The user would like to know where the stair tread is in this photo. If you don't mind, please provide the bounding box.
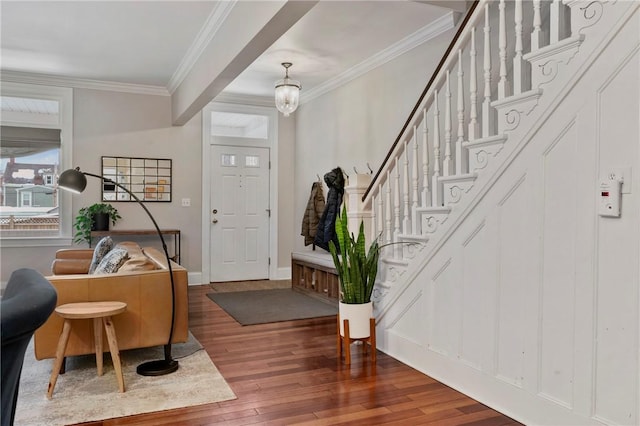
[397,233,429,242]
[381,257,409,266]
[462,134,508,148]
[439,173,477,183]
[491,88,543,108]
[415,206,452,214]
[523,34,585,61]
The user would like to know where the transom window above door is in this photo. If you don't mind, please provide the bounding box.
[210,112,268,139]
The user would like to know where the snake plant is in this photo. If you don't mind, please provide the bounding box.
[329,204,380,304]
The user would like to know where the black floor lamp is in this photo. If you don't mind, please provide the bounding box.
[58,167,179,376]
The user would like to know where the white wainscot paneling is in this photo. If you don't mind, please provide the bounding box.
[460,220,498,371]
[429,259,462,357]
[387,289,425,348]
[539,121,578,408]
[495,174,532,388]
[593,44,639,425]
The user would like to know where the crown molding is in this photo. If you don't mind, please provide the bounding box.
[1,8,457,106]
[0,1,238,98]
[300,11,457,105]
[213,92,274,107]
[0,70,170,96]
[167,1,237,95]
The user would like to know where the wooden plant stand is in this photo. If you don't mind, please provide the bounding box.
[336,315,376,365]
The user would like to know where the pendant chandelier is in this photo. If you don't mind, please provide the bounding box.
[274,62,301,117]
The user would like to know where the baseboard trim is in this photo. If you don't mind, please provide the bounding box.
[187,269,290,284]
[276,267,291,280]
[187,272,203,286]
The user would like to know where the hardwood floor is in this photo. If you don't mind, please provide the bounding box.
[79,284,521,425]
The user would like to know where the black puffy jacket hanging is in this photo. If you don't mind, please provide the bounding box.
[314,167,345,252]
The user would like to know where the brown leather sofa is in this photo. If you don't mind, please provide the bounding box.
[34,245,188,360]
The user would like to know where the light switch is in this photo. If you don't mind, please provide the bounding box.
[181,198,191,207]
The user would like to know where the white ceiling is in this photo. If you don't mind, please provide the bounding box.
[0,1,465,103]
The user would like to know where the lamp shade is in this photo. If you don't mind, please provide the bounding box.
[58,167,87,194]
[275,62,301,117]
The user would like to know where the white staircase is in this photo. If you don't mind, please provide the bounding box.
[353,1,640,424]
[360,0,628,306]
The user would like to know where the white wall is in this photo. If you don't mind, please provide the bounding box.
[294,27,457,252]
[376,5,639,425]
[277,113,296,271]
[1,88,299,282]
[1,89,203,282]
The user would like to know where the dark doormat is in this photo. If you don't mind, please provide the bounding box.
[206,288,337,325]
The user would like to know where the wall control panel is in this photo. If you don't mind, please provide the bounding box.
[599,173,623,217]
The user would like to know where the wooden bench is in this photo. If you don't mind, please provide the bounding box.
[291,250,339,301]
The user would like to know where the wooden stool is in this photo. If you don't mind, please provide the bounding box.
[47,301,127,399]
[336,316,376,365]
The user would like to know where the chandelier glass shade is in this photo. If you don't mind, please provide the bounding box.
[274,62,301,117]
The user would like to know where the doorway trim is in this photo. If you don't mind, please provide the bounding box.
[201,102,279,284]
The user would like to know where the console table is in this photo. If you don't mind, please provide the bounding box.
[90,229,181,264]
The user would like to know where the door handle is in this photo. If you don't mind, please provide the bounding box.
[212,218,218,224]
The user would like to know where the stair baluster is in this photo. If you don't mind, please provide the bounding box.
[498,0,510,99]
[531,0,544,51]
[443,71,453,176]
[421,109,430,208]
[385,170,392,250]
[411,126,420,234]
[402,140,410,235]
[377,189,384,244]
[468,27,479,141]
[370,192,377,243]
[393,159,401,258]
[550,0,566,43]
[482,4,495,137]
[513,0,526,94]
[456,49,466,176]
[431,90,441,207]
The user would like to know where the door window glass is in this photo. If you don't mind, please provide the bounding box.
[221,154,236,167]
[245,155,260,168]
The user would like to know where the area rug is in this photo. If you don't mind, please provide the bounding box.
[15,332,236,426]
[207,288,337,325]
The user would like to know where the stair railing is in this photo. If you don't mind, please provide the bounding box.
[363,0,480,204]
[361,0,574,264]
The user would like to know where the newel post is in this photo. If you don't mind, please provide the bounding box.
[344,173,372,242]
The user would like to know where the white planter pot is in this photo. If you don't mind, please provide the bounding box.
[338,301,373,339]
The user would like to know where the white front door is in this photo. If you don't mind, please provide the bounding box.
[210,145,270,282]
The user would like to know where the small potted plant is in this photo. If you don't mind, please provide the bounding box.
[73,203,121,246]
[328,205,380,340]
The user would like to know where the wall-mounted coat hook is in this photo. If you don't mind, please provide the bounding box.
[353,166,360,175]
[367,163,374,174]
[339,167,349,179]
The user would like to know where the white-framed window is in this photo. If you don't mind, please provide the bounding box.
[20,191,32,207]
[0,82,73,246]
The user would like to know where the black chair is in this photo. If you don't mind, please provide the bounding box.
[1,268,57,426]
